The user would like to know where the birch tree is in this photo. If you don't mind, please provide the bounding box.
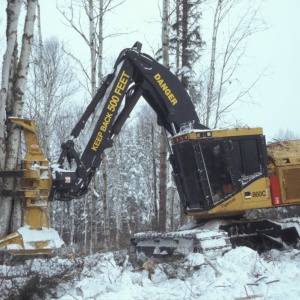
[0,0,23,237]
[163,1,179,230]
[25,37,78,159]
[0,0,22,169]
[10,0,38,232]
[0,0,38,236]
[157,0,170,232]
[89,0,99,254]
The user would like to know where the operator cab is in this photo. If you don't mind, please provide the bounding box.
[170,128,268,214]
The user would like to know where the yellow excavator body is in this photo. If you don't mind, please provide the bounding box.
[170,128,300,220]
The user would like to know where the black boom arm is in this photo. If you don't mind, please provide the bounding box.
[51,42,207,201]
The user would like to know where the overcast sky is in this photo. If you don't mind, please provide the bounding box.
[231,0,300,141]
[1,0,299,141]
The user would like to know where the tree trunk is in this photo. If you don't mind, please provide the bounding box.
[158,0,170,232]
[0,0,23,238]
[114,137,122,250]
[169,186,175,231]
[158,128,167,232]
[83,195,88,254]
[1,0,37,235]
[10,0,37,233]
[37,1,56,230]
[181,0,189,89]
[37,3,51,159]
[206,0,220,127]
[98,0,104,85]
[89,0,96,96]
[151,123,158,228]
[70,200,75,249]
[90,182,98,253]
[102,152,110,250]
[0,0,22,167]
[162,0,169,68]
[88,0,99,254]
[96,0,107,251]
[175,0,180,73]
[60,202,65,238]
[115,196,120,250]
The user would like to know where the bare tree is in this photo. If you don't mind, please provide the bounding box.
[57,0,125,92]
[201,0,266,128]
[25,37,78,160]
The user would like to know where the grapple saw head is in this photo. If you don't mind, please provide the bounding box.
[0,118,64,255]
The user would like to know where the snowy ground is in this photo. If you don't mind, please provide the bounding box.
[1,246,300,299]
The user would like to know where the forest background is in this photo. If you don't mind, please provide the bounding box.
[0,0,299,255]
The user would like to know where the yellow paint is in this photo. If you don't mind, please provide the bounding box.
[190,177,272,219]
[91,70,130,151]
[154,73,178,105]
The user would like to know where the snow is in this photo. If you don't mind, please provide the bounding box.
[1,226,65,251]
[55,248,300,299]
[239,172,263,186]
[2,246,300,299]
[18,226,65,249]
[93,188,100,197]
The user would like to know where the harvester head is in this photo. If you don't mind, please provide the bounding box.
[0,118,64,255]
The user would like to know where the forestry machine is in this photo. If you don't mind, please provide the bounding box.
[0,42,300,257]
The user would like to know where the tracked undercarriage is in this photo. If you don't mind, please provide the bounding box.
[130,227,231,260]
[129,217,300,261]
